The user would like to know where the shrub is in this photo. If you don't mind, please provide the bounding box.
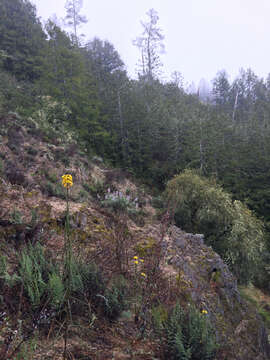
[103,276,128,321]
[76,261,105,301]
[83,180,105,199]
[101,189,139,213]
[42,181,65,199]
[165,170,265,284]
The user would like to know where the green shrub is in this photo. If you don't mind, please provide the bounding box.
[76,261,105,300]
[102,197,130,212]
[164,303,217,360]
[103,276,128,321]
[165,170,265,285]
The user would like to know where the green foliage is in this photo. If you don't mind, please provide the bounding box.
[103,276,128,321]
[151,304,168,335]
[0,0,46,81]
[164,303,217,360]
[42,181,66,199]
[11,208,23,224]
[48,273,65,309]
[101,190,139,214]
[165,170,265,284]
[18,243,48,307]
[151,195,165,210]
[75,261,105,299]
[14,337,37,360]
[83,181,105,199]
[45,171,58,183]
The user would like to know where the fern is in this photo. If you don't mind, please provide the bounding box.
[164,303,217,360]
[48,273,65,309]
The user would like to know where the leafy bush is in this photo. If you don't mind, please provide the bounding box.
[164,303,217,360]
[165,170,265,284]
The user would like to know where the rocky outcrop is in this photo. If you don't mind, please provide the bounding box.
[165,226,270,360]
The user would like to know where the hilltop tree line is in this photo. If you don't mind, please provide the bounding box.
[1,0,270,279]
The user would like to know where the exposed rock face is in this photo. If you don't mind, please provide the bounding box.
[165,226,270,360]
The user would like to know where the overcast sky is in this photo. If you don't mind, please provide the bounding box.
[31,0,270,88]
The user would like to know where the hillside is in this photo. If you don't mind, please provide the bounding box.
[0,112,269,359]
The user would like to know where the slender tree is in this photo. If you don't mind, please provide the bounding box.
[64,0,87,46]
[133,8,165,81]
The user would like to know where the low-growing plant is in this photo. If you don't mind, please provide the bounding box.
[101,189,139,213]
[48,272,65,309]
[11,208,23,224]
[103,275,128,321]
[42,181,65,199]
[164,303,218,360]
[83,180,106,199]
[18,243,52,307]
[45,171,58,183]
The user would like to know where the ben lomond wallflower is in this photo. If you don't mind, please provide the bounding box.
[62,174,73,188]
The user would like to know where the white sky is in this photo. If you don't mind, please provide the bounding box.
[31,0,270,88]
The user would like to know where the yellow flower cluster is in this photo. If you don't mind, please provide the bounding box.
[132,256,146,277]
[201,309,208,315]
[133,255,144,265]
[62,174,73,188]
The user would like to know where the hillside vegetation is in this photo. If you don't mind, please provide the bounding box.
[0,0,270,359]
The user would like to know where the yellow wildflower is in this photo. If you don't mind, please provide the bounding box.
[201,309,208,314]
[141,272,147,278]
[140,259,144,263]
[133,256,138,260]
[134,260,139,265]
[62,174,73,188]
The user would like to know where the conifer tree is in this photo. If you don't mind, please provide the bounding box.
[64,0,87,46]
